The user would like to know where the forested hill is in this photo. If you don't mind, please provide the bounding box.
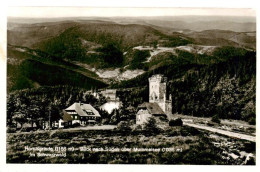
[7,19,256,123]
[8,21,192,68]
[7,20,193,92]
[8,20,255,93]
[112,48,256,123]
[7,44,108,92]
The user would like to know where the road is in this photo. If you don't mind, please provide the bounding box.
[183,122,256,142]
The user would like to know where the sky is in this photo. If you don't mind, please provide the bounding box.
[8,7,256,18]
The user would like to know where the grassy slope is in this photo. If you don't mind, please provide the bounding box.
[7,45,107,92]
[7,126,255,164]
[5,127,225,164]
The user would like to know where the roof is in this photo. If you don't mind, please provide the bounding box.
[149,74,167,83]
[63,110,72,122]
[65,103,101,117]
[138,102,165,115]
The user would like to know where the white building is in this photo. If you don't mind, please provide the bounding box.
[63,102,101,126]
[136,74,172,125]
[149,74,172,116]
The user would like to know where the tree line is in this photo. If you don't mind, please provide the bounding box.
[7,86,107,130]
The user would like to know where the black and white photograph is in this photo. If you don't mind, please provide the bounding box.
[3,2,257,166]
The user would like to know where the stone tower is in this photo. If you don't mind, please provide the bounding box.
[149,74,172,116]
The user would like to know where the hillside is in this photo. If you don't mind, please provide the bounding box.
[112,48,256,123]
[7,20,193,88]
[185,30,256,50]
[7,45,107,92]
[7,21,79,48]
[33,22,192,66]
[7,19,254,73]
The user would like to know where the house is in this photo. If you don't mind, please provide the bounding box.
[100,89,119,101]
[136,74,172,125]
[136,102,167,125]
[63,102,101,126]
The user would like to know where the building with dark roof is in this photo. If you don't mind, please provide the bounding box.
[136,74,172,125]
[136,102,167,125]
[63,102,101,126]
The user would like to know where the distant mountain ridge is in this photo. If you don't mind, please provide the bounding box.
[8,15,256,32]
[7,18,256,93]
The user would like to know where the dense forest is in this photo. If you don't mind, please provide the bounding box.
[112,48,256,124]
[170,52,256,123]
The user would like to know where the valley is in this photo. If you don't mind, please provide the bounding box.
[7,18,256,89]
[6,15,256,165]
